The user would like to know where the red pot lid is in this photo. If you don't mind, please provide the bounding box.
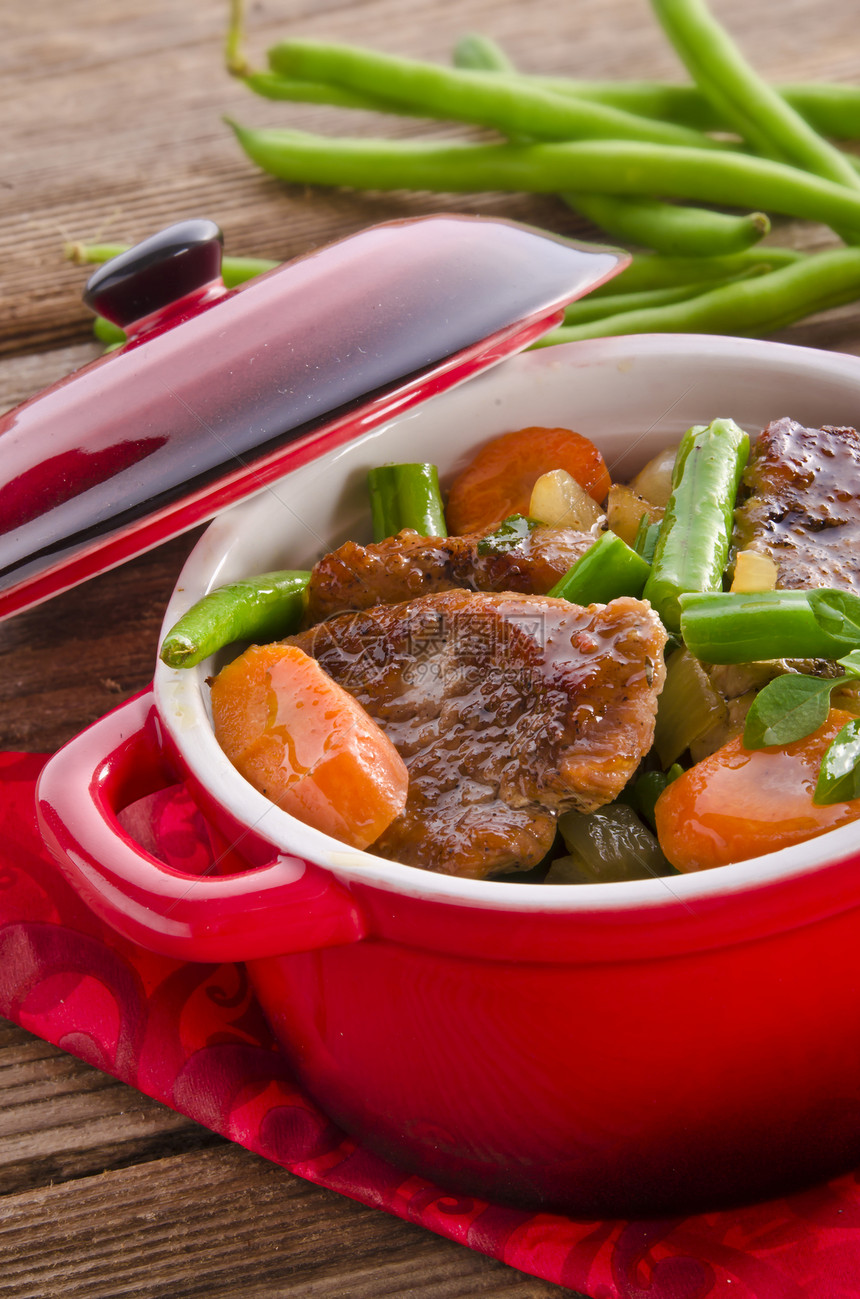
[0,215,628,620]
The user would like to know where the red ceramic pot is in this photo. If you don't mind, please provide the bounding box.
[28,228,860,1216]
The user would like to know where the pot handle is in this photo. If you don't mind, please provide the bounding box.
[36,688,367,963]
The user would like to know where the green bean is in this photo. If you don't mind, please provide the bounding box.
[226,125,860,237]
[679,591,860,664]
[587,246,803,296]
[650,0,860,193]
[548,531,651,605]
[66,241,278,288]
[93,315,127,346]
[535,246,860,343]
[471,74,860,142]
[643,418,749,633]
[240,69,404,113]
[451,34,768,258]
[367,463,447,541]
[159,570,311,669]
[561,275,759,324]
[564,193,769,256]
[267,39,728,151]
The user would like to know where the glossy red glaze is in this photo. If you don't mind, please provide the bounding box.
[36,691,366,963]
[37,690,860,1216]
[0,215,626,621]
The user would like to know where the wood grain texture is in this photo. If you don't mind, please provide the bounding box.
[2,0,860,1293]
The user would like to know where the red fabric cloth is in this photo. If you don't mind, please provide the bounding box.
[3,749,860,1297]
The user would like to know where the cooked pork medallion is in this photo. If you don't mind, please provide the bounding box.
[734,417,860,592]
[288,590,667,879]
[303,525,596,624]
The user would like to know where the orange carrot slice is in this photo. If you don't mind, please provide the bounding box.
[446,426,612,535]
[654,709,860,872]
[210,643,408,850]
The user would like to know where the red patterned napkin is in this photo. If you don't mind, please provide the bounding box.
[2,749,859,1297]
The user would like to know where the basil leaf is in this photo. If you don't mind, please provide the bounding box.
[808,588,860,643]
[838,650,860,679]
[743,673,835,749]
[814,719,860,805]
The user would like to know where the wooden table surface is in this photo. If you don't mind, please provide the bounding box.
[2,1,860,1294]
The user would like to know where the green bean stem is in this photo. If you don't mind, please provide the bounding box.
[267,39,727,151]
[643,418,749,633]
[227,125,860,237]
[536,247,860,343]
[367,463,448,541]
[649,0,860,192]
[548,531,651,605]
[159,570,311,669]
[680,591,860,664]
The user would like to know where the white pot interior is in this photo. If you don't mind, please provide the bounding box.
[154,334,860,912]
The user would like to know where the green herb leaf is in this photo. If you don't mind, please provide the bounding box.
[808,588,860,643]
[743,673,835,749]
[476,514,540,556]
[838,650,860,678]
[814,719,860,805]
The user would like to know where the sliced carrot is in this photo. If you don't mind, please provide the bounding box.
[446,426,611,535]
[210,642,408,850]
[654,709,860,872]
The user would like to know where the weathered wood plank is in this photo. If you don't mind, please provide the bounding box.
[0,1027,572,1299]
[0,1021,224,1196]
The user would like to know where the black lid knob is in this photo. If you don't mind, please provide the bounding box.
[83,219,224,329]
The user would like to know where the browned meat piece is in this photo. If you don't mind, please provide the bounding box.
[303,525,596,624]
[288,590,666,879]
[733,418,860,592]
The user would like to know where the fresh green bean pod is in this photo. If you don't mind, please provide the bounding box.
[536,247,860,343]
[93,315,127,346]
[548,531,651,605]
[650,0,860,190]
[679,591,860,664]
[267,40,727,150]
[589,247,803,295]
[642,418,749,633]
[240,70,403,112]
[159,570,311,669]
[226,126,860,237]
[367,463,447,541]
[563,192,769,256]
[451,33,765,261]
[452,33,768,260]
[562,279,748,325]
[494,75,860,141]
